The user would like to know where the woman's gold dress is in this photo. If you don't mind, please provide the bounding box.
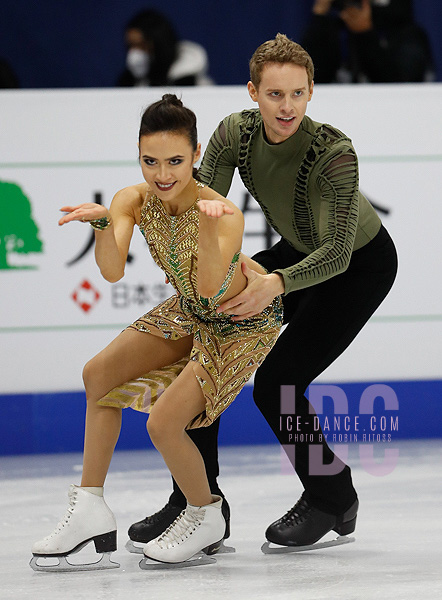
[98,182,283,428]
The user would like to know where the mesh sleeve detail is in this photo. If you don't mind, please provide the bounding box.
[275,127,360,293]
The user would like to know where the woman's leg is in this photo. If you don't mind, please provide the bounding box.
[147,362,213,507]
[142,366,227,563]
[80,329,193,487]
[169,419,223,504]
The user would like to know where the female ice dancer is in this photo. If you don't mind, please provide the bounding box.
[30,94,282,570]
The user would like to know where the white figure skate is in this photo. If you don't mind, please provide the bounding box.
[30,485,119,572]
[139,495,225,569]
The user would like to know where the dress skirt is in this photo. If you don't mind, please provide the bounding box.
[97,293,283,429]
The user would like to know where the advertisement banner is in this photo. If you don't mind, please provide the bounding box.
[1,85,441,393]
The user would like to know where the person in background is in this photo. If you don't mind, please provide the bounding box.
[302,0,434,83]
[0,57,19,88]
[117,9,213,87]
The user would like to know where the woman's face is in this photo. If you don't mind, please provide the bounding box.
[139,131,201,201]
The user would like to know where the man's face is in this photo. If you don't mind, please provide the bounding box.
[248,63,314,144]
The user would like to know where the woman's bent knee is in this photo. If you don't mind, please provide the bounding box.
[82,357,108,406]
[147,411,179,448]
[82,358,97,391]
[146,413,163,446]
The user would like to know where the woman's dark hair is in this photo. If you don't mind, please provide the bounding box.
[139,94,198,152]
[126,10,178,86]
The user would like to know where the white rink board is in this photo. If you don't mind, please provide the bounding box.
[0,84,441,393]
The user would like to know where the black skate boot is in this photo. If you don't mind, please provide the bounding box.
[129,502,183,543]
[265,493,358,548]
[128,498,231,546]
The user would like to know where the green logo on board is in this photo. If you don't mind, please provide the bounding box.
[0,181,43,269]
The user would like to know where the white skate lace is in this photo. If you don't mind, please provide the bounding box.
[45,486,78,539]
[156,507,204,549]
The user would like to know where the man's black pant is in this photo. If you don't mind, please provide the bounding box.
[170,226,398,515]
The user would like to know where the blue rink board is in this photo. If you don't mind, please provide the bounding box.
[0,380,440,455]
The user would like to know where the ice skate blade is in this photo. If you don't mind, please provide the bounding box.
[139,552,216,570]
[218,541,235,554]
[127,539,236,555]
[261,535,355,554]
[126,540,144,554]
[29,552,120,572]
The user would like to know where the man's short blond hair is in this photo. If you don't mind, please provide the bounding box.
[249,33,314,88]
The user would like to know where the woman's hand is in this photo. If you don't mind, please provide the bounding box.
[58,203,110,226]
[197,199,235,219]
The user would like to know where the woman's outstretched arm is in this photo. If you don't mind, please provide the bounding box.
[197,196,244,298]
[59,185,140,283]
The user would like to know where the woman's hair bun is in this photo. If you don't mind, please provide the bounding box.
[139,93,197,151]
[161,93,183,107]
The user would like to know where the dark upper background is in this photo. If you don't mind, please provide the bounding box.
[1,0,440,88]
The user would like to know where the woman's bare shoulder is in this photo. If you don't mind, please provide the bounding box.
[109,184,150,224]
[112,183,149,206]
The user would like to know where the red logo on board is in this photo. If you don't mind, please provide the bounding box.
[72,279,101,313]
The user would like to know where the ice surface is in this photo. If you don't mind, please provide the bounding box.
[1,440,441,600]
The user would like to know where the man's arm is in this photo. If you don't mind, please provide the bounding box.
[219,145,361,318]
[274,148,360,295]
[198,117,238,196]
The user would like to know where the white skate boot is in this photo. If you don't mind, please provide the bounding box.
[30,485,119,572]
[140,495,225,569]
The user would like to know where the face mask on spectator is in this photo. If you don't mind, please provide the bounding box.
[126,48,150,79]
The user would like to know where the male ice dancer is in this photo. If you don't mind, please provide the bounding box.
[129,33,397,549]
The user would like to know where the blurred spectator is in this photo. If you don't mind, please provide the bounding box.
[117,9,213,87]
[0,57,19,88]
[302,0,434,83]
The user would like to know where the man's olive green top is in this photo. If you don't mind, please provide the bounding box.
[198,109,381,294]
